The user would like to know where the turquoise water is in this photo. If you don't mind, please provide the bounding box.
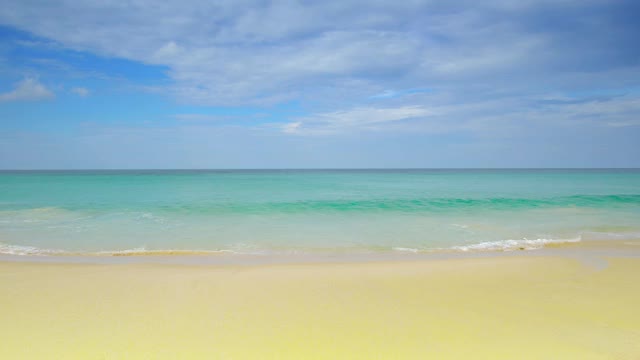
[1,169,639,255]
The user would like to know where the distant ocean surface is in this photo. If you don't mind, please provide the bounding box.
[1,169,639,255]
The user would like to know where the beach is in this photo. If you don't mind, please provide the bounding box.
[3,0,639,357]
[2,170,639,358]
[2,243,640,359]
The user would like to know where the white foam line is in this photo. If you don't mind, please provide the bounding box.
[0,243,64,256]
[391,238,583,253]
[0,237,586,256]
[392,247,420,253]
[451,238,581,252]
[0,243,238,256]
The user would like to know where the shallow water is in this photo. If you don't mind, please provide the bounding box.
[1,169,639,255]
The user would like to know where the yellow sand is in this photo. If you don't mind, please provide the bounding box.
[1,256,639,359]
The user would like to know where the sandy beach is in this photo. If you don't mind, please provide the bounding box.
[2,0,639,356]
[1,244,639,359]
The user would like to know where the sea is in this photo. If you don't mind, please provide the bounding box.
[1,169,639,256]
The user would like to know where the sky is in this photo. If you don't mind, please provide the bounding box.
[0,0,639,169]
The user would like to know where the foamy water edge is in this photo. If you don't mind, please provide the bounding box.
[0,238,586,257]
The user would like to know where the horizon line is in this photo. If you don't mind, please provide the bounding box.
[1,167,639,171]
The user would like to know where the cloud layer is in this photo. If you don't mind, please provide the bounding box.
[0,1,638,168]
[2,0,638,107]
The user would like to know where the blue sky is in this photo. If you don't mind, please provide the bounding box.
[0,0,639,169]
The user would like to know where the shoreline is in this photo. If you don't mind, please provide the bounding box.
[1,239,639,266]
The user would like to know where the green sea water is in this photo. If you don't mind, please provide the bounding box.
[1,169,639,255]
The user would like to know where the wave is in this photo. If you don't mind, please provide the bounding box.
[4,230,640,257]
[166,194,640,213]
[390,238,582,253]
[2,194,639,217]
[0,238,584,257]
[0,243,236,256]
[0,243,65,256]
[449,238,582,252]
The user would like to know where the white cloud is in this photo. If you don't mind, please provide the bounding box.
[2,0,634,107]
[0,1,638,168]
[283,106,434,135]
[539,96,640,127]
[173,113,241,122]
[71,87,90,97]
[279,92,640,137]
[152,41,182,62]
[0,78,54,102]
[282,121,302,134]
[0,0,636,133]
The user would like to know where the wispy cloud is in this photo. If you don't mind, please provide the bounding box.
[283,106,434,135]
[0,78,54,102]
[1,1,638,106]
[70,87,90,97]
[281,92,640,137]
[370,88,433,99]
[0,1,639,168]
[173,114,241,122]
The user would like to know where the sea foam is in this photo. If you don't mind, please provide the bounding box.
[0,243,236,256]
[0,243,64,256]
[451,238,581,252]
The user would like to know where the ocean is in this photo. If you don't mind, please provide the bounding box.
[1,169,639,255]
